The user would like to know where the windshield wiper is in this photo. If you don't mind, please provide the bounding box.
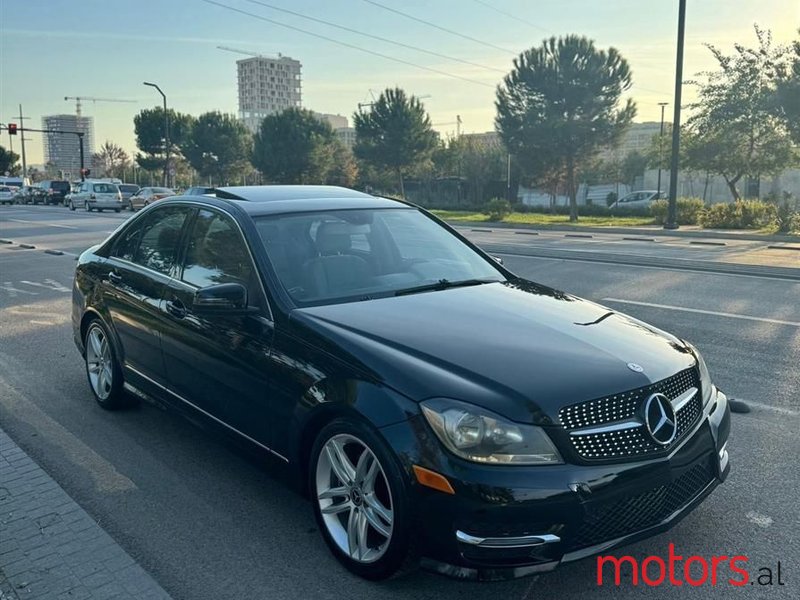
[394,278,499,297]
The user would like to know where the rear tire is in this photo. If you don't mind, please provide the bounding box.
[83,319,135,410]
[309,418,416,580]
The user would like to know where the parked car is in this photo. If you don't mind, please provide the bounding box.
[128,186,175,210]
[610,190,665,211]
[12,185,36,204]
[38,180,72,205]
[72,185,730,581]
[0,186,15,205]
[183,186,216,196]
[118,184,140,210]
[68,181,124,212]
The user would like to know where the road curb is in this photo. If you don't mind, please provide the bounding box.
[447,219,800,243]
[483,243,800,281]
[0,426,173,600]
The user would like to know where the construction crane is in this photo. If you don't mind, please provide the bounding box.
[433,115,462,137]
[64,96,136,117]
[217,45,283,59]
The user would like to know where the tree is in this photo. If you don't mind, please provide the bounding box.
[353,88,437,196]
[775,29,800,143]
[92,141,131,179]
[251,108,339,184]
[0,146,20,176]
[181,111,252,185]
[685,26,795,200]
[496,35,636,221]
[325,143,358,187]
[621,151,648,187]
[134,107,195,182]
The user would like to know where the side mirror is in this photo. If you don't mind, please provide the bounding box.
[492,255,504,265]
[193,282,251,314]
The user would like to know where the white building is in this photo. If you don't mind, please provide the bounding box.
[42,114,95,176]
[335,127,357,149]
[237,55,302,132]
[313,112,348,130]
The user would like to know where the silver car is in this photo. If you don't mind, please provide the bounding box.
[68,181,124,212]
[610,190,664,211]
[0,186,16,205]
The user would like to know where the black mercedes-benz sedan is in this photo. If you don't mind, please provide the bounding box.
[72,186,731,581]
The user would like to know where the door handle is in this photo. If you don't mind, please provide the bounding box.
[165,299,187,319]
[107,271,122,284]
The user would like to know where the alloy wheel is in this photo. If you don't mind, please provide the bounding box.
[85,325,113,400]
[316,434,394,563]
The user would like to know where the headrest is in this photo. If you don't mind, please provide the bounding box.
[315,221,352,255]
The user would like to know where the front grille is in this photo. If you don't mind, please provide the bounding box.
[568,458,715,550]
[559,368,703,461]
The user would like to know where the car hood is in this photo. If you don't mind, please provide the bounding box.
[290,280,696,425]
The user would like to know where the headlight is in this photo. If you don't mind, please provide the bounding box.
[688,343,713,405]
[420,398,562,465]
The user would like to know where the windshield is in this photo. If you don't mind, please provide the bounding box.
[119,185,139,193]
[152,187,174,194]
[255,208,505,306]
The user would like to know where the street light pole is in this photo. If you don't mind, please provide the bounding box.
[665,0,686,230]
[656,102,668,198]
[143,82,170,187]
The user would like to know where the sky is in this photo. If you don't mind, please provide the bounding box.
[1,0,798,166]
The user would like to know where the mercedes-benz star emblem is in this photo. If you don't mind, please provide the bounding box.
[627,362,644,373]
[644,393,677,445]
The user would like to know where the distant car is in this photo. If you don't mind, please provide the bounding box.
[38,180,72,205]
[128,186,175,211]
[118,184,140,210]
[610,190,665,211]
[0,186,15,205]
[183,186,216,196]
[68,181,124,212]
[13,186,36,204]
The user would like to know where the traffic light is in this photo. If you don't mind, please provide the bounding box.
[80,168,91,177]
[8,123,17,135]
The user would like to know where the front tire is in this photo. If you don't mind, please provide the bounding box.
[83,320,133,409]
[69,201,75,211]
[310,419,415,580]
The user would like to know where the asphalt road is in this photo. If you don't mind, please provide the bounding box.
[0,205,798,599]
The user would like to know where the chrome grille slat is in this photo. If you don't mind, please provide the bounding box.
[559,368,702,461]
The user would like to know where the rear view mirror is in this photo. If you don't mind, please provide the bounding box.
[193,283,250,313]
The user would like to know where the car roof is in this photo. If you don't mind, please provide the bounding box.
[177,185,409,216]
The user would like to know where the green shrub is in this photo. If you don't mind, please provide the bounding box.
[699,200,778,229]
[484,197,512,221]
[650,198,705,225]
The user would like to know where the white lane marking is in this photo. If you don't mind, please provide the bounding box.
[8,218,78,230]
[0,367,136,494]
[20,279,71,292]
[1,282,38,297]
[745,511,773,528]
[603,298,800,327]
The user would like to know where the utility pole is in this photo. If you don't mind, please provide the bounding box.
[18,105,28,179]
[143,82,170,187]
[665,0,686,230]
[656,102,668,198]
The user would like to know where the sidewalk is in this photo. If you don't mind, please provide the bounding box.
[0,426,171,600]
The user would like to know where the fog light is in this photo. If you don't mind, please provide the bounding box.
[718,443,729,472]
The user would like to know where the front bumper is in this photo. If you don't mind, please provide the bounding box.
[381,389,731,580]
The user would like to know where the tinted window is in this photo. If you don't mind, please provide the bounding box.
[181,209,253,289]
[51,181,70,191]
[133,207,191,275]
[118,185,139,194]
[111,222,145,262]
